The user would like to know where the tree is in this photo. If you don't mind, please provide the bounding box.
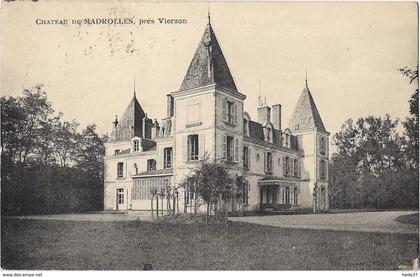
[1,85,107,215]
[330,114,407,209]
[53,118,80,167]
[181,156,233,219]
[399,66,419,168]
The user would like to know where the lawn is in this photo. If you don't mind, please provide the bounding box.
[1,218,418,270]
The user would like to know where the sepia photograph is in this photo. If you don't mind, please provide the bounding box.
[1,0,419,274]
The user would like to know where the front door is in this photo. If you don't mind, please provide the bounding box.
[116,188,126,210]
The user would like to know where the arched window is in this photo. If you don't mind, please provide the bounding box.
[266,127,272,143]
[285,133,290,148]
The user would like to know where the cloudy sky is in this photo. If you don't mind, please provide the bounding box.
[2,1,418,144]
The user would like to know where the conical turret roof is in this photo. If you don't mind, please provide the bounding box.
[288,82,326,132]
[180,20,238,92]
[110,96,146,141]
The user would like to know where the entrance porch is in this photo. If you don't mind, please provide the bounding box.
[258,179,299,212]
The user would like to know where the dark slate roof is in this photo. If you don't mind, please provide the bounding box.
[288,83,326,132]
[133,168,173,177]
[246,120,298,151]
[180,22,238,92]
[109,96,146,142]
[142,139,156,152]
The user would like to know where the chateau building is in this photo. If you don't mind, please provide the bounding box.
[104,18,330,213]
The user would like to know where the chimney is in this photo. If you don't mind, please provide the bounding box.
[167,94,174,117]
[257,106,271,124]
[113,115,118,127]
[272,104,282,131]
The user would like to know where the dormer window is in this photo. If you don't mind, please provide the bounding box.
[266,127,272,143]
[285,133,290,148]
[133,140,139,152]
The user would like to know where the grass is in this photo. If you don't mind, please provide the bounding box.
[395,213,419,225]
[1,218,418,270]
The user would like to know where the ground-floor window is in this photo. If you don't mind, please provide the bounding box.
[132,177,171,200]
[242,182,249,205]
[117,188,124,204]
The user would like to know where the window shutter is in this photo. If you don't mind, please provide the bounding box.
[234,137,239,162]
[199,133,205,160]
[248,147,251,168]
[297,159,301,177]
[223,135,227,160]
[159,148,164,169]
[291,159,295,176]
[182,135,187,162]
[223,99,227,121]
[264,152,267,172]
[282,156,286,176]
[233,103,237,125]
[319,159,322,178]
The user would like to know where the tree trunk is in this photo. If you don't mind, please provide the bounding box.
[151,196,154,219]
[156,195,159,219]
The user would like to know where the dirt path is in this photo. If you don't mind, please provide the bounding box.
[229,211,419,234]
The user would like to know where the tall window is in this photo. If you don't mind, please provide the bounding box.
[284,157,290,176]
[164,147,173,169]
[117,162,124,178]
[320,159,326,179]
[224,99,237,125]
[133,140,140,152]
[227,101,235,123]
[243,119,249,136]
[147,159,156,171]
[243,146,249,170]
[293,159,299,177]
[242,182,249,205]
[265,152,273,173]
[294,187,298,205]
[285,186,290,204]
[187,134,199,161]
[320,137,326,155]
[226,136,234,162]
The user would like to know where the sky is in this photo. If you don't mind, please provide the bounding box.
[2,1,418,146]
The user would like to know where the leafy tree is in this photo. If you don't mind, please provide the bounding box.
[1,85,106,215]
[182,156,236,218]
[53,119,80,167]
[330,114,410,209]
[399,66,419,168]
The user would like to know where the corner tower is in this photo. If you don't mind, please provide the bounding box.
[171,16,246,210]
[288,79,330,211]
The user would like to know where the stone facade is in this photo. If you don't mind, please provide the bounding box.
[104,19,330,213]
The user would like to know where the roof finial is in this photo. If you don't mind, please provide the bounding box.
[133,75,136,98]
[257,78,263,107]
[207,3,211,25]
[305,67,308,88]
